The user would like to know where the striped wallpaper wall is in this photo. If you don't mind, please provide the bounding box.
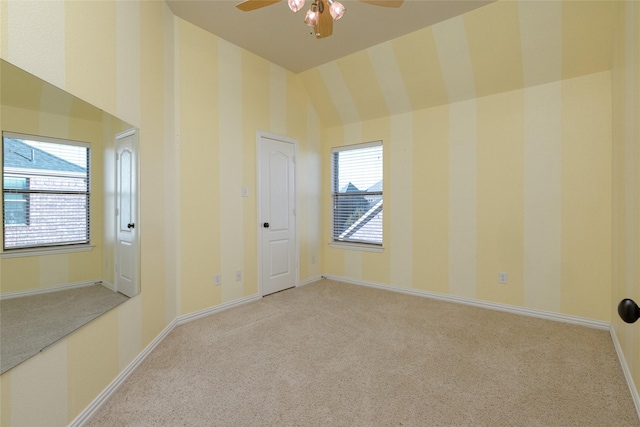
[316,0,615,322]
[612,0,640,403]
[300,1,615,128]
[175,18,323,315]
[321,72,613,322]
[1,2,176,425]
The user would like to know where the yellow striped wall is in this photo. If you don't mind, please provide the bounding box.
[175,18,322,315]
[612,0,640,401]
[300,0,616,127]
[0,1,176,425]
[321,72,613,322]
[315,0,617,323]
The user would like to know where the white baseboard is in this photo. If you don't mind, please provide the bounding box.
[298,275,322,287]
[0,279,102,300]
[69,318,178,427]
[177,294,262,325]
[610,326,640,419]
[322,275,610,331]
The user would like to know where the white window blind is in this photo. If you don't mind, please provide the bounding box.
[2,133,90,250]
[331,141,383,246]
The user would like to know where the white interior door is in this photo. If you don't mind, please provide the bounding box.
[259,134,297,296]
[115,129,139,297]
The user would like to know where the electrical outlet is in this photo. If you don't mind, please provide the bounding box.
[214,274,221,286]
[499,272,508,284]
[235,270,242,282]
[311,255,316,264]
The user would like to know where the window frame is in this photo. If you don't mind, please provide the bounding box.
[2,132,91,253]
[330,140,383,250]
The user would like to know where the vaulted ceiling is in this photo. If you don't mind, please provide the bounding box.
[297,0,617,127]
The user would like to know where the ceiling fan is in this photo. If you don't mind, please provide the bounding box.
[236,0,404,39]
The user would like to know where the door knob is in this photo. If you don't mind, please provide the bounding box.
[618,298,640,323]
[127,223,135,229]
[263,222,269,228]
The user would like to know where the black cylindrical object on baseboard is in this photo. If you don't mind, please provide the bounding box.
[618,298,640,324]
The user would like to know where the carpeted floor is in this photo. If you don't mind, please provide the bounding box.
[87,279,639,426]
[1,284,128,374]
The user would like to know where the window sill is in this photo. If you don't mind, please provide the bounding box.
[1,244,95,259]
[329,242,384,253]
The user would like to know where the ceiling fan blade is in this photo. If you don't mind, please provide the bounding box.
[314,0,333,39]
[358,0,403,7]
[236,0,281,12]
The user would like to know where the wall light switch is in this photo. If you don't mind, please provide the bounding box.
[214,274,221,286]
[242,186,249,197]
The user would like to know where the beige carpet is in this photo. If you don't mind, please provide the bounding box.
[87,279,639,426]
[1,284,128,373]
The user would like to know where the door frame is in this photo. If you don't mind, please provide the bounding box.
[256,131,299,297]
[114,128,140,297]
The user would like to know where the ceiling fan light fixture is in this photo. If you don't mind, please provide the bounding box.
[327,0,346,21]
[288,0,305,13]
[304,2,319,26]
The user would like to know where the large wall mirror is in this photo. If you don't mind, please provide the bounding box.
[0,59,140,374]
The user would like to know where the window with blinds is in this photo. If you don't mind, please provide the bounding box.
[2,132,90,251]
[331,141,383,246]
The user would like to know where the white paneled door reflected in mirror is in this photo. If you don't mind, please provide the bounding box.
[0,59,140,374]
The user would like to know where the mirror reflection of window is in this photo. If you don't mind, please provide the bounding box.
[2,133,90,251]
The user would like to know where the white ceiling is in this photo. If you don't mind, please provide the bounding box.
[166,0,493,73]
